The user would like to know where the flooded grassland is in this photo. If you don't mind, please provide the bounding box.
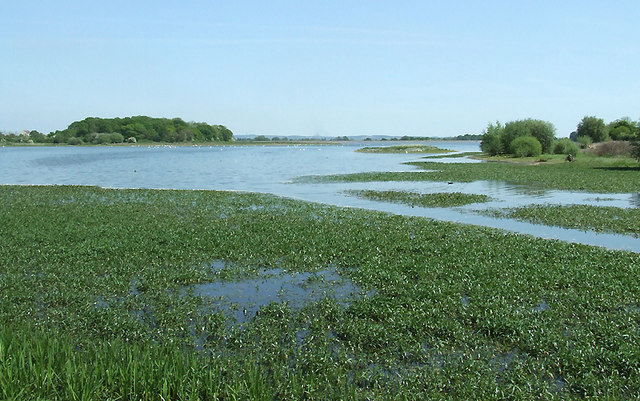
[1,185,640,400]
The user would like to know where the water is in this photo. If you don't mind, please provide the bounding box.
[186,264,371,324]
[1,142,639,252]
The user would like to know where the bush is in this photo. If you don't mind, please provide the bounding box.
[585,141,633,157]
[510,136,542,158]
[480,121,504,156]
[552,138,580,155]
[502,119,556,154]
[110,133,124,143]
[632,140,640,162]
[67,137,83,145]
[577,135,593,149]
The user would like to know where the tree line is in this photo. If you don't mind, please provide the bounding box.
[0,116,234,145]
[480,116,640,160]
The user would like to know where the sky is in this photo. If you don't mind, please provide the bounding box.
[1,1,639,138]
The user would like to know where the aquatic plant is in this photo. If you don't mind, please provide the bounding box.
[344,190,489,208]
[484,204,640,237]
[296,157,639,193]
[1,185,640,399]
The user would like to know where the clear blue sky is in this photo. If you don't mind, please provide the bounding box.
[1,1,638,137]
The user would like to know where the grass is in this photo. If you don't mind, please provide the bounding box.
[484,204,640,237]
[355,145,453,154]
[2,185,640,399]
[295,153,640,193]
[421,151,482,159]
[344,190,490,207]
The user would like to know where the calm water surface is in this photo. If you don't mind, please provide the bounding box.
[1,142,638,252]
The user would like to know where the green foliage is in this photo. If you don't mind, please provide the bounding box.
[485,204,640,237]
[577,116,609,143]
[502,119,556,154]
[510,135,542,157]
[608,118,639,141]
[480,121,504,156]
[577,135,593,148]
[67,137,83,145]
[1,185,640,398]
[481,119,555,156]
[53,116,233,144]
[298,156,639,193]
[344,190,490,207]
[632,139,640,162]
[552,138,580,155]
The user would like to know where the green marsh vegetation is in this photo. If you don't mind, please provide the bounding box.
[344,190,489,208]
[296,153,639,193]
[356,144,453,154]
[421,151,482,159]
[484,204,640,237]
[2,185,640,399]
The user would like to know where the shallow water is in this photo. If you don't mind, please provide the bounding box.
[186,264,370,324]
[1,142,639,252]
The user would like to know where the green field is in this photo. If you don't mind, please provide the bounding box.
[2,185,640,400]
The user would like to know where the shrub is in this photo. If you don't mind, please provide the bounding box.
[577,135,592,149]
[480,121,504,156]
[67,137,83,145]
[502,119,556,154]
[510,136,542,158]
[552,138,580,155]
[586,141,633,157]
[632,140,640,162]
[110,133,124,143]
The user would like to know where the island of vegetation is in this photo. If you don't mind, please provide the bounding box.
[0,116,234,145]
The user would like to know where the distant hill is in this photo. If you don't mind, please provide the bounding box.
[49,116,233,144]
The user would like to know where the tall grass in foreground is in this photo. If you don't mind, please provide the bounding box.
[0,325,293,401]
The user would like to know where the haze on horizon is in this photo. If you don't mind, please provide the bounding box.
[1,1,638,138]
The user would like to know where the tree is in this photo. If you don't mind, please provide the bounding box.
[608,118,638,141]
[51,116,234,144]
[501,119,556,154]
[480,121,504,156]
[576,116,608,143]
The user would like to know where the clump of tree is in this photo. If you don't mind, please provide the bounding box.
[570,116,639,145]
[49,116,233,144]
[569,116,609,144]
[480,119,556,156]
[608,118,639,141]
[0,130,47,144]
